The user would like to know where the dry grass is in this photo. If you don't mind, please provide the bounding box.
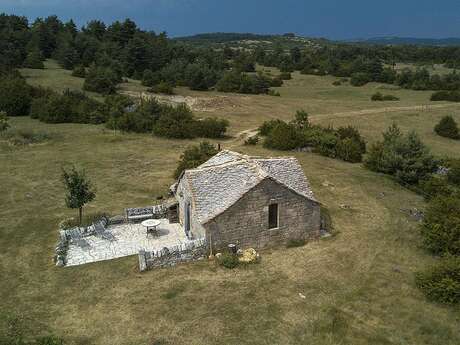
[1,62,460,344]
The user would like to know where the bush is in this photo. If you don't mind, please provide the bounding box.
[196,117,229,138]
[286,239,306,248]
[1,129,52,145]
[350,72,370,86]
[431,91,460,102]
[23,49,44,69]
[382,94,400,101]
[259,119,284,136]
[0,75,32,116]
[365,124,438,185]
[83,65,118,94]
[71,65,86,78]
[415,256,460,304]
[153,104,196,139]
[267,89,280,97]
[0,111,9,132]
[336,137,364,163]
[217,253,239,269]
[434,115,459,139]
[371,92,384,101]
[418,176,455,200]
[371,92,400,101]
[447,159,460,186]
[174,142,218,178]
[149,81,174,95]
[244,135,259,145]
[142,69,161,87]
[263,121,304,150]
[420,196,460,256]
[32,90,104,124]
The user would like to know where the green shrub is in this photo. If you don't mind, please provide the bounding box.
[23,49,44,69]
[267,89,280,96]
[371,92,399,101]
[365,124,438,185]
[31,90,104,124]
[431,91,460,102]
[142,69,161,87]
[196,117,229,138]
[0,111,9,132]
[286,239,306,248]
[174,142,219,178]
[371,92,384,101]
[83,64,118,94]
[149,81,174,95]
[1,129,52,145]
[153,104,196,139]
[0,74,32,116]
[415,256,460,304]
[350,72,370,86]
[71,65,86,78]
[315,132,338,158]
[418,176,455,200]
[263,121,304,150]
[258,119,284,136]
[447,159,460,185]
[336,137,364,163]
[420,196,460,256]
[434,115,459,139]
[217,253,239,269]
[337,126,366,153]
[382,94,400,101]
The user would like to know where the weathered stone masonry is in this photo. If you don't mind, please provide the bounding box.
[206,178,320,250]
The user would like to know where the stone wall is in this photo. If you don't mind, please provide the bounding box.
[205,178,321,251]
[138,238,207,272]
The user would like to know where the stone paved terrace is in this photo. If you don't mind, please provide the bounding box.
[66,219,189,267]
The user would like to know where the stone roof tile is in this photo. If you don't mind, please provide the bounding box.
[180,150,317,224]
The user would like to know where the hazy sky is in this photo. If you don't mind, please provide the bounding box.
[1,0,460,39]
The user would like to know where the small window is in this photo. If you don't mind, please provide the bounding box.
[268,203,279,229]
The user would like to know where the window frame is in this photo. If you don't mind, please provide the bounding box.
[268,203,279,229]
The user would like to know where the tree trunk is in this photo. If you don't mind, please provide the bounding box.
[79,207,83,226]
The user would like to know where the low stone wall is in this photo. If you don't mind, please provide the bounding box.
[138,238,207,272]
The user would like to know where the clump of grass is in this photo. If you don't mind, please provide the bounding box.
[217,253,239,269]
[1,129,53,146]
[161,284,186,300]
[267,89,281,97]
[286,239,306,248]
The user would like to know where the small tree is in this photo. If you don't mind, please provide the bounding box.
[62,167,96,225]
[434,115,459,139]
[0,111,9,132]
[292,109,309,129]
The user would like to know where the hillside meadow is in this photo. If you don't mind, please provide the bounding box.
[1,62,460,345]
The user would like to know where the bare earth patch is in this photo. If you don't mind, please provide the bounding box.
[121,91,241,112]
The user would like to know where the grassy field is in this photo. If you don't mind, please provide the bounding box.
[1,61,460,345]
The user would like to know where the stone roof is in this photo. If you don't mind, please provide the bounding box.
[179,150,318,224]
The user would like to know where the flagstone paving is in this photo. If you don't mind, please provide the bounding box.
[66,219,188,266]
